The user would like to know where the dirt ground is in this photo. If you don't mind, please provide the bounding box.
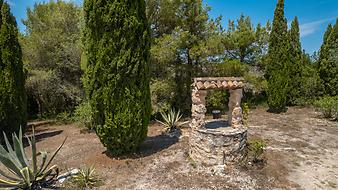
[24,107,338,190]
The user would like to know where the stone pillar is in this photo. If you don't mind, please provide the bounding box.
[190,88,207,129]
[228,89,243,127]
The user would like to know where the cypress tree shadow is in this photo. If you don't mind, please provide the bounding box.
[23,130,63,147]
[104,134,179,159]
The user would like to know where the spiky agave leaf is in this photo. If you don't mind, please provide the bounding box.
[26,127,38,176]
[157,108,183,132]
[20,167,32,188]
[71,166,100,188]
[0,137,24,178]
[0,127,66,189]
[13,128,29,169]
[0,178,22,188]
[41,137,67,175]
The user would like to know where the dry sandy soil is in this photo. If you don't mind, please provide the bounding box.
[23,107,337,190]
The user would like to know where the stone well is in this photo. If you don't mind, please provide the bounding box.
[189,77,247,166]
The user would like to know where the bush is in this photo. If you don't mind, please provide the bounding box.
[55,111,73,123]
[25,70,83,118]
[244,72,268,107]
[313,96,338,120]
[73,101,93,130]
[294,65,324,106]
[242,103,250,126]
[206,90,228,113]
[242,138,267,166]
[248,139,267,162]
[150,79,175,116]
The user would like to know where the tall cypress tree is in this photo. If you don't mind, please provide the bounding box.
[83,0,151,155]
[286,17,303,104]
[0,2,27,141]
[265,0,288,112]
[318,20,338,96]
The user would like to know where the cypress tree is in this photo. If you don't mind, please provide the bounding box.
[265,0,288,112]
[83,0,151,155]
[318,20,338,96]
[318,24,333,70]
[286,17,303,105]
[0,2,27,141]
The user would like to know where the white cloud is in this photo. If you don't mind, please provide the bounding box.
[300,17,336,38]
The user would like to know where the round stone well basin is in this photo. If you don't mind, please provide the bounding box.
[189,119,247,166]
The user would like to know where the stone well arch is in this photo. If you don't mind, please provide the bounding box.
[189,77,247,166]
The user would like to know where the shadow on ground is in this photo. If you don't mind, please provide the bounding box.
[23,130,63,147]
[104,134,179,159]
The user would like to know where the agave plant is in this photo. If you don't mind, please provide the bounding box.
[70,166,101,189]
[157,109,185,133]
[0,127,66,189]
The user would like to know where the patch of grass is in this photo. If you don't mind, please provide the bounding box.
[187,155,197,169]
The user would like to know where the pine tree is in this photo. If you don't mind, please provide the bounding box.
[0,2,27,142]
[265,0,288,112]
[318,20,338,96]
[286,17,303,105]
[83,0,151,155]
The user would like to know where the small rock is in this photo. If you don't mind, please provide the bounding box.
[57,168,79,184]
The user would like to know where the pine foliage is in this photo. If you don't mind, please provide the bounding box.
[0,2,26,142]
[83,0,151,155]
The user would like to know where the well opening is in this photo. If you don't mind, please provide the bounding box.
[204,89,230,129]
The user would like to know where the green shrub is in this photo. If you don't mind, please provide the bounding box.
[249,139,267,161]
[294,65,324,106]
[25,70,82,118]
[245,138,267,163]
[83,0,151,155]
[244,73,268,107]
[73,101,93,130]
[313,96,338,120]
[55,111,72,123]
[242,103,250,126]
[0,127,66,189]
[206,90,228,113]
[150,79,175,116]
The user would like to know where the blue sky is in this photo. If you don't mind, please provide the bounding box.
[8,0,338,53]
